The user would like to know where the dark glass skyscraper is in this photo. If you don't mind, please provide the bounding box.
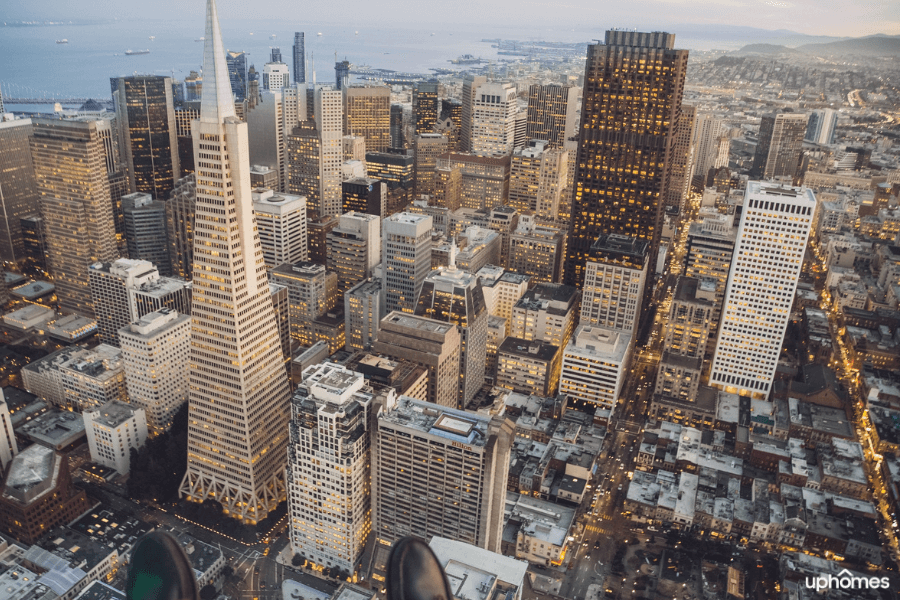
[270,47,282,63]
[335,60,350,90]
[226,50,249,101]
[564,31,688,290]
[111,75,180,200]
[293,32,306,84]
[413,81,439,135]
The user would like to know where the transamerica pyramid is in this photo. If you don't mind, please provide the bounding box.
[179,0,291,523]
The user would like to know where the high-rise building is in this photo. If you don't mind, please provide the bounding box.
[508,140,568,221]
[564,31,688,290]
[175,100,200,176]
[247,90,286,190]
[495,337,560,397]
[226,51,249,101]
[373,312,461,407]
[390,103,405,148]
[0,119,39,264]
[251,188,308,269]
[343,134,366,162]
[119,308,191,435]
[84,400,149,475]
[460,75,487,153]
[559,325,631,413]
[710,183,816,398]
[111,75,180,199]
[507,215,567,285]
[525,84,579,148]
[580,234,649,336]
[327,211,381,294]
[90,259,159,346]
[269,262,338,345]
[335,60,350,90]
[308,214,339,264]
[414,133,449,198]
[805,109,837,145]
[476,266,530,333]
[413,81,439,135]
[440,98,463,151]
[316,86,344,217]
[287,120,322,217]
[664,104,696,211]
[344,278,382,351]
[683,212,736,357]
[343,86,391,152]
[31,118,118,316]
[414,245,488,408]
[123,192,172,275]
[372,395,514,552]
[342,177,386,218]
[179,0,292,524]
[382,212,433,314]
[751,113,808,182]
[690,114,724,185]
[19,214,46,270]
[270,47,282,63]
[287,363,374,571]
[440,153,511,211]
[166,174,196,280]
[471,82,517,156]
[292,33,305,84]
[263,62,291,91]
[509,282,579,348]
[366,150,414,211]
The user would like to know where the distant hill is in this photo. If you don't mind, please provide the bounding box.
[733,44,801,55]
[797,35,900,56]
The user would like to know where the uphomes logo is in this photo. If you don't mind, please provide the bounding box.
[805,569,890,591]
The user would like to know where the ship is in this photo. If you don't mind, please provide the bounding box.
[449,54,486,65]
[56,39,68,44]
[195,37,205,42]
[148,36,155,41]
[125,49,151,55]
[270,34,276,39]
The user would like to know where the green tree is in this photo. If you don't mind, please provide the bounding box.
[199,584,217,600]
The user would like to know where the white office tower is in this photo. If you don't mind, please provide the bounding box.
[559,325,631,413]
[382,212,433,314]
[580,234,649,336]
[471,82,517,156]
[84,400,148,475]
[326,212,381,294]
[0,391,18,472]
[179,0,292,524]
[373,394,514,551]
[805,108,837,145]
[316,86,344,217]
[287,363,374,572]
[508,140,568,221]
[476,266,530,334]
[119,308,191,435]
[414,243,489,408]
[710,183,816,399]
[690,114,724,183]
[262,62,290,91]
[345,278,382,351]
[251,188,308,269]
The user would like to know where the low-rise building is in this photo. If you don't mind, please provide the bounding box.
[83,401,148,475]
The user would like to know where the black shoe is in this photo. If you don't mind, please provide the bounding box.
[386,536,454,600]
[126,531,199,600]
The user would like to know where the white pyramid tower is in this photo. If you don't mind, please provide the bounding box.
[179,0,291,523]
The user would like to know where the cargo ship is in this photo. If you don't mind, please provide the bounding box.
[125,49,150,55]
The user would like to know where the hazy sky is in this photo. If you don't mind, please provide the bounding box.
[4,0,899,39]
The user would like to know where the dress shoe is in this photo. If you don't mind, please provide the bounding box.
[386,536,454,600]
[126,531,199,600]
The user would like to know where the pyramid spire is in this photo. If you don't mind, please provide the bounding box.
[200,0,235,123]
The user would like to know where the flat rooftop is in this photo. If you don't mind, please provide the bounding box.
[380,396,490,448]
[381,312,454,335]
[85,401,139,429]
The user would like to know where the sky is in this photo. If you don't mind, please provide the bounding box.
[4,0,899,39]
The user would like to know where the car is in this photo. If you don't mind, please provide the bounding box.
[261,581,266,589]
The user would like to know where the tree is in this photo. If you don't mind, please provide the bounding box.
[199,584,217,600]
[292,554,305,567]
[222,565,235,579]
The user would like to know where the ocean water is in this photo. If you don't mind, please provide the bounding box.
[0,18,745,102]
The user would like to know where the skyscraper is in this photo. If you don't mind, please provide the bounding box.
[710,183,816,399]
[327,211,381,294]
[414,244,488,408]
[251,188,308,269]
[263,62,291,91]
[580,234,648,336]
[413,81,439,135]
[111,75,180,199]
[226,51,249,101]
[805,109,837,145]
[287,120,322,217]
[179,0,291,524]
[335,60,350,90]
[166,174,196,280]
[564,31,688,290]
[525,84,579,148]
[270,47,282,63]
[316,86,344,217]
[751,113,808,182]
[343,86,391,152]
[344,278,382,351]
[0,119,39,264]
[292,32,305,84]
[414,133,448,198]
[460,75,486,153]
[508,139,568,221]
[31,118,118,316]
[690,113,724,185]
[382,212,433,314]
[664,103,696,211]
[287,363,374,572]
[123,193,172,275]
[471,82,517,156]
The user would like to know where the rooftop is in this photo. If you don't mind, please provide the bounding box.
[430,537,527,600]
[10,281,56,300]
[499,337,559,362]
[84,401,141,429]
[18,409,85,449]
[380,395,491,448]
[381,312,455,335]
